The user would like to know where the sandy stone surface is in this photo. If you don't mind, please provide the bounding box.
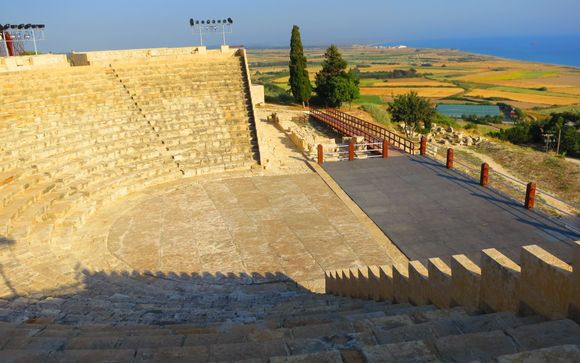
[93,173,396,287]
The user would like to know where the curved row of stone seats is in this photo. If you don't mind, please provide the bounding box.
[0,50,260,297]
[0,65,187,297]
[110,53,258,177]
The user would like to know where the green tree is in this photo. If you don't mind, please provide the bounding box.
[314,45,359,107]
[388,91,436,136]
[288,25,312,107]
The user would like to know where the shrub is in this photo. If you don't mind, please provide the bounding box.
[361,104,391,125]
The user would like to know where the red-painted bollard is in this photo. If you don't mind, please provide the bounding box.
[446,148,454,169]
[348,143,355,161]
[480,163,489,186]
[382,140,389,158]
[420,136,427,156]
[525,182,536,209]
[317,144,323,164]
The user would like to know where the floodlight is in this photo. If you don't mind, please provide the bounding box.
[195,20,199,24]
[227,18,233,24]
[39,24,45,29]
[201,20,205,24]
[223,19,227,23]
[206,19,210,24]
[24,24,32,29]
[217,20,221,24]
[212,20,216,24]
[17,24,24,29]
[189,18,194,26]
[10,25,17,29]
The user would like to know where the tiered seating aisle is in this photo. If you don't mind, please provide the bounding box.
[111,54,258,177]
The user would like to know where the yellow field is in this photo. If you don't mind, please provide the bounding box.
[249,46,580,110]
[465,89,580,105]
[361,87,464,98]
[552,87,580,95]
[383,78,452,87]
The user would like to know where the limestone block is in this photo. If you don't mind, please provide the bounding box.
[339,269,350,298]
[520,245,572,319]
[571,241,580,321]
[357,267,371,299]
[378,265,394,302]
[324,271,335,295]
[480,249,521,313]
[367,266,381,301]
[349,268,360,299]
[451,254,481,312]
[408,261,429,305]
[393,263,410,303]
[428,257,452,308]
[250,85,265,105]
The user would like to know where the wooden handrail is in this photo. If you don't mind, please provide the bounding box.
[309,107,416,154]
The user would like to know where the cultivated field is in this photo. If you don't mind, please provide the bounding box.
[249,46,580,112]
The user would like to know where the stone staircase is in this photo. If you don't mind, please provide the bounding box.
[110,54,259,177]
[0,277,578,362]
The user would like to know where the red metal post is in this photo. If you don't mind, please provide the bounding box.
[317,144,323,164]
[420,136,427,156]
[446,148,454,169]
[525,182,536,209]
[348,142,355,161]
[382,140,389,158]
[480,163,489,186]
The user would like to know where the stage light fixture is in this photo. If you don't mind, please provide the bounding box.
[189,17,233,47]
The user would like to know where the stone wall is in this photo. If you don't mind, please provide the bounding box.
[68,46,239,66]
[325,242,580,321]
[251,85,265,105]
[0,54,69,72]
[267,113,337,160]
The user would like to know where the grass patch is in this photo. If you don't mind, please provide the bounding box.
[490,86,580,99]
[474,142,580,204]
[354,95,385,105]
[360,104,392,125]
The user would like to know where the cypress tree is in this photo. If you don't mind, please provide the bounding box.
[314,45,359,108]
[288,25,312,107]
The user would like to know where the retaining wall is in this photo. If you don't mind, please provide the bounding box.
[325,242,580,321]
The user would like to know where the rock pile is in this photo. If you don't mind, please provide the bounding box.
[396,122,485,147]
[268,113,337,160]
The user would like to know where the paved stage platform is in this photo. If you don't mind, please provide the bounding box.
[323,153,580,265]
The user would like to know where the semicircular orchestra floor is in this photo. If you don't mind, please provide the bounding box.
[74,172,398,291]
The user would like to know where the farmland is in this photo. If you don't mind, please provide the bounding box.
[248,46,580,113]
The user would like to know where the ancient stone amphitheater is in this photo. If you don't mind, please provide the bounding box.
[0,47,578,362]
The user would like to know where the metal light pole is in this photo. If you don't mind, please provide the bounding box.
[1,31,8,56]
[31,29,38,55]
[189,18,233,47]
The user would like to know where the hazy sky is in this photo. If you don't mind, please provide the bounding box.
[3,0,580,52]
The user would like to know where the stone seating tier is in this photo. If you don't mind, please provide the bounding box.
[0,51,259,300]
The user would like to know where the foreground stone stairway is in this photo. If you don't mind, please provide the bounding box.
[0,278,578,362]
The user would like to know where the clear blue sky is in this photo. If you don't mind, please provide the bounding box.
[3,0,580,53]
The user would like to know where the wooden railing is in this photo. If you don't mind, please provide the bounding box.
[309,107,416,154]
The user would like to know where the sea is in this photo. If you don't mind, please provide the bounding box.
[384,35,580,67]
